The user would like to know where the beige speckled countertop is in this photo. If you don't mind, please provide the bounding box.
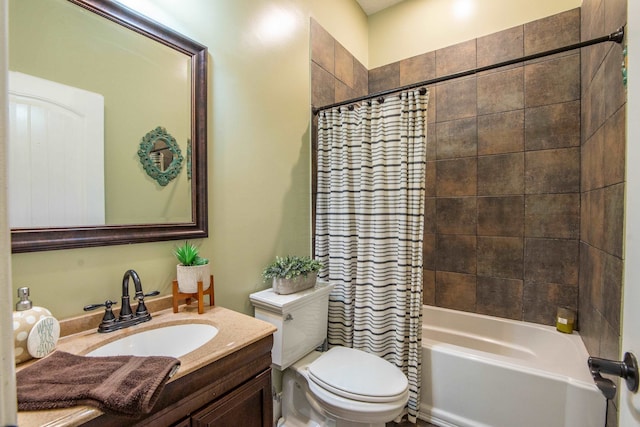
[16,301,276,427]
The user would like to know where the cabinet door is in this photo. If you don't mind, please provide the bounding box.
[191,369,272,427]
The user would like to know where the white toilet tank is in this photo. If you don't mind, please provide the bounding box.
[250,282,334,370]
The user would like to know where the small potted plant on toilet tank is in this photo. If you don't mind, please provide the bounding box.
[174,241,210,293]
[262,255,323,295]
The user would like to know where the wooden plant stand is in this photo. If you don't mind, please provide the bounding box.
[172,275,215,314]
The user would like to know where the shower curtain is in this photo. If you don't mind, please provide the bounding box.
[315,88,429,421]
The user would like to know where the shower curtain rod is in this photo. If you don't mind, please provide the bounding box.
[312,26,625,115]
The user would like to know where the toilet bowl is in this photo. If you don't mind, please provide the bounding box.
[279,349,408,427]
[250,284,410,427]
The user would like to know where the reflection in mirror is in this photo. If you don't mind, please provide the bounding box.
[9,0,208,252]
[138,126,184,186]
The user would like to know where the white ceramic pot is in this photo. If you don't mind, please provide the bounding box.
[176,263,211,293]
[272,274,317,295]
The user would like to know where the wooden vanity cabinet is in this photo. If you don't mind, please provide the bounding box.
[83,335,273,427]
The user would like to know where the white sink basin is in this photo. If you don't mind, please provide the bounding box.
[86,323,218,358]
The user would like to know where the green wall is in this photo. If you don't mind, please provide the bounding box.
[10,0,368,320]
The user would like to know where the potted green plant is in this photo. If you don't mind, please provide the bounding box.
[174,241,210,293]
[262,255,323,295]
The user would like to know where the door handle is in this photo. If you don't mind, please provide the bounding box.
[588,352,639,399]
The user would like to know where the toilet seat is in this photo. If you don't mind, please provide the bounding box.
[307,346,409,403]
[306,378,409,424]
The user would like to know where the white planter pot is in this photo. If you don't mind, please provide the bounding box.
[176,263,210,293]
[272,275,317,295]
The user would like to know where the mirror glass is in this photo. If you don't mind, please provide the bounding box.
[9,0,208,252]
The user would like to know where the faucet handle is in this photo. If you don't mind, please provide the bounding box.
[84,300,117,312]
[135,290,160,317]
[137,290,160,300]
[84,300,118,332]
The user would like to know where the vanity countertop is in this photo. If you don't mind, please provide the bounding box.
[16,303,276,427]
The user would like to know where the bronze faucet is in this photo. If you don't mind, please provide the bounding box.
[84,269,159,333]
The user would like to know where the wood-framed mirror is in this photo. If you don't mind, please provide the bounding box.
[9,0,208,253]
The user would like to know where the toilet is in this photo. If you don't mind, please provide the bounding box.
[250,283,409,427]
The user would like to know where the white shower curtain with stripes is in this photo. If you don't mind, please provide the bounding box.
[315,88,429,422]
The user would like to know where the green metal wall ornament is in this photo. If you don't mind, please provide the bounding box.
[186,138,192,180]
[137,126,184,186]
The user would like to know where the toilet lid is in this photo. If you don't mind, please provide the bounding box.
[307,347,408,403]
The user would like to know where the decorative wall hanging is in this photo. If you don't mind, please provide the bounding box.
[137,126,184,186]
[186,138,192,180]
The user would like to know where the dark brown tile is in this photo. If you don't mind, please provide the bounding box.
[311,62,336,107]
[477,25,524,68]
[603,253,622,331]
[436,77,476,122]
[525,101,580,151]
[477,153,524,196]
[579,305,604,355]
[524,9,580,56]
[477,276,523,320]
[423,269,435,305]
[424,197,436,234]
[334,42,354,88]
[426,86,437,124]
[477,236,524,279]
[400,51,436,86]
[580,191,590,245]
[583,188,605,249]
[436,234,477,274]
[477,67,524,115]
[478,110,524,155]
[423,233,436,269]
[581,243,605,313]
[436,39,476,77]
[581,126,605,192]
[604,105,626,186]
[369,62,400,94]
[353,60,369,98]
[525,148,580,194]
[435,271,476,312]
[436,197,477,235]
[581,0,606,84]
[436,158,477,197]
[436,117,477,159]
[604,44,626,118]
[310,19,334,73]
[605,0,626,44]
[523,280,578,325]
[582,63,606,140]
[477,196,524,237]
[604,183,624,258]
[524,238,579,285]
[335,79,356,103]
[525,54,580,108]
[525,194,580,239]
[425,161,436,196]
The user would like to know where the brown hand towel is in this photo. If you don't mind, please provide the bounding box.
[17,350,180,417]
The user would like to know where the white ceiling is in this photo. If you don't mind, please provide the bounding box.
[356,0,405,15]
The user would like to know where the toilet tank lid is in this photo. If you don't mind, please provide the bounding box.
[249,282,334,313]
[307,346,409,402]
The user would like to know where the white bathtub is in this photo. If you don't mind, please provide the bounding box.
[420,305,606,427]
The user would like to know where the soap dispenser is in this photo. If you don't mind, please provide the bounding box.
[13,287,60,364]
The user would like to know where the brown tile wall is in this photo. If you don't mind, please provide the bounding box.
[580,0,626,424]
[310,18,369,109]
[368,9,583,325]
[312,6,628,422]
[311,3,626,362]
